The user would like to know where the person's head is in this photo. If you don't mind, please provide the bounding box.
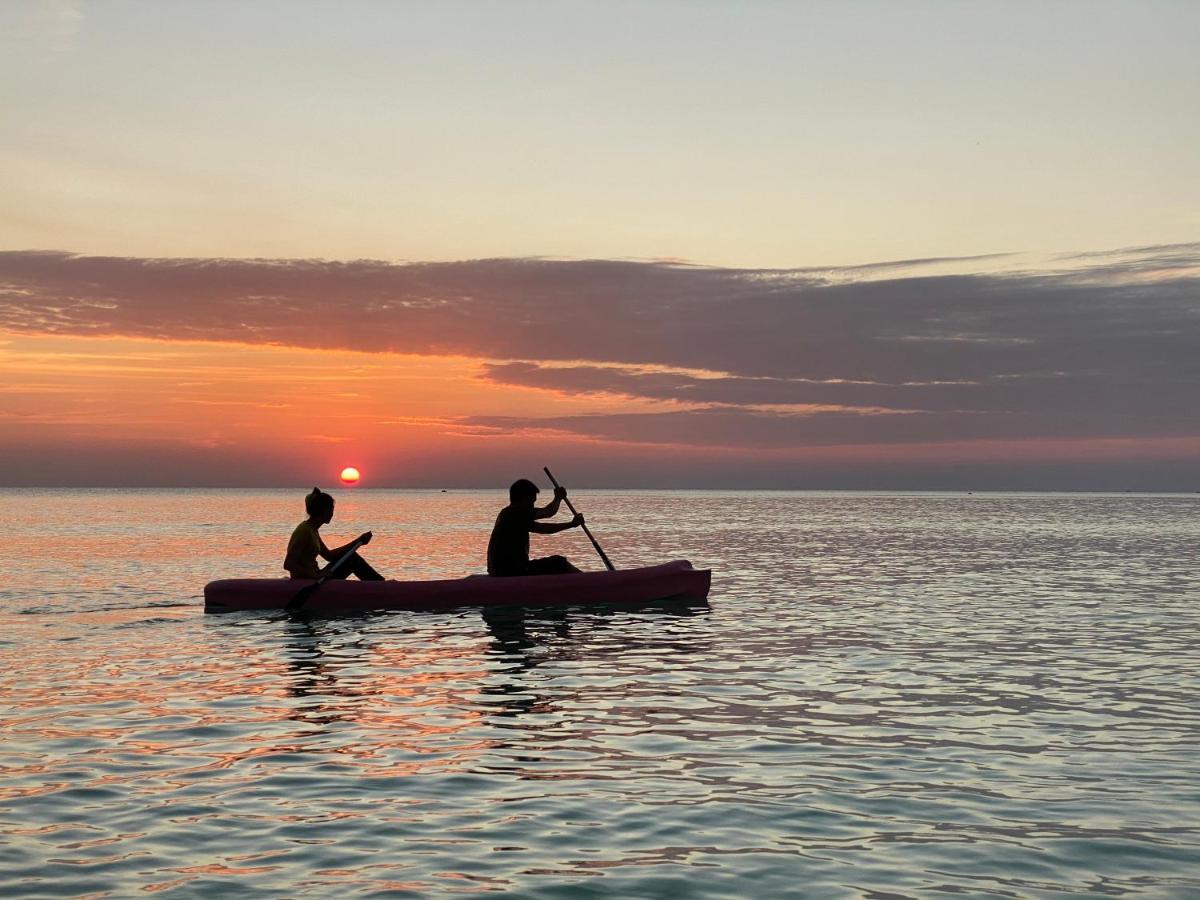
[305,487,335,524]
[508,478,539,507]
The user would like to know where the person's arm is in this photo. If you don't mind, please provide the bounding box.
[533,486,568,520]
[530,514,583,535]
[323,531,373,559]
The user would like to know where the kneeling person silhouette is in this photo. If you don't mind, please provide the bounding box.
[284,487,384,581]
[487,478,584,577]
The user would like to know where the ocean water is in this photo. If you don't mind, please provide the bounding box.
[2,488,1198,898]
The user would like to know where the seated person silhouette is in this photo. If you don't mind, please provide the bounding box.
[284,487,384,580]
[487,478,584,577]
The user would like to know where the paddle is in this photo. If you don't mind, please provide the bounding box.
[544,466,615,572]
[285,534,368,612]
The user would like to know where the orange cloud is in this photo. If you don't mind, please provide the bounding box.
[0,331,686,484]
[2,244,1199,488]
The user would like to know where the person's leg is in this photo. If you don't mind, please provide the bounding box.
[344,552,385,581]
[321,552,382,580]
[525,555,580,576]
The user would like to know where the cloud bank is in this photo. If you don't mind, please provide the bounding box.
[2,244,1198,452]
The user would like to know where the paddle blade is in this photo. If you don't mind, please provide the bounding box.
[285,580,321,611]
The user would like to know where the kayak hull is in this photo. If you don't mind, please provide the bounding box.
[204,559,711,613]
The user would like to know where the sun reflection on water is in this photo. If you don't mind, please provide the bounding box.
[1,489,1199,895]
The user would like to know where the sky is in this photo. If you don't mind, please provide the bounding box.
[1,1,1198,488]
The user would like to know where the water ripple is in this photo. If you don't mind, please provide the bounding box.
[2,490,1199,896]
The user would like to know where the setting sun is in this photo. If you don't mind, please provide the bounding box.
[339,466,361,485]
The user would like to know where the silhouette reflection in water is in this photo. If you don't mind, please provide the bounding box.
[257,599,711,757]
[279,615,357,727]
[478,600,712,725]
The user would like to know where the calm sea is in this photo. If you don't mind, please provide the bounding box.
[2,489,1198,898]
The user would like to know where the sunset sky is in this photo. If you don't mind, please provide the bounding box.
[2,1,1198,488]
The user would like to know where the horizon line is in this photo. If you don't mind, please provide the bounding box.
[2,485,1197,495]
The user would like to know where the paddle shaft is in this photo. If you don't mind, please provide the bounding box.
[543,467,615,572]
[286,534,368,611]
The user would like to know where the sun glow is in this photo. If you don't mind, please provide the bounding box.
[340,466,361,485]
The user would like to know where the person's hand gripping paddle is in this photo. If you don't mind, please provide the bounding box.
[286,533,370,612]
[544,467,615,572]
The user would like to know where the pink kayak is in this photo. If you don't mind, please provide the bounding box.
[204,559,711,613]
